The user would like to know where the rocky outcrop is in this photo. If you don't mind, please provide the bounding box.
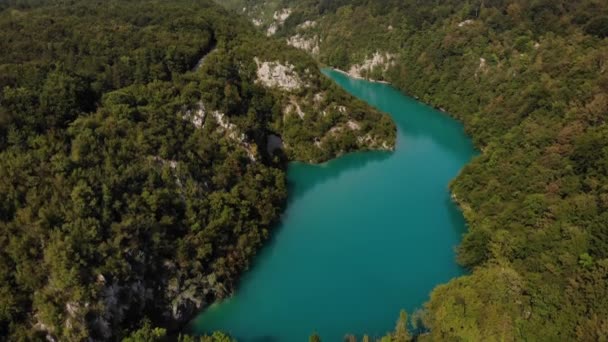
[210,111,257,161]
[183,101,206,128]
[287,34,320,55]
[298,20,317,30]
[475,57,489,78]
[274,8,291,23]
[357,133,393,151]
[266,8,291,36]
[458,19,474,27]
[348,51,396,80]
[284,98,305,119]
[254,57,303,91]
[184,101,256,161]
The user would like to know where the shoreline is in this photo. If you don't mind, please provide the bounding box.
[331,68,391,84]
[330,68,460,119]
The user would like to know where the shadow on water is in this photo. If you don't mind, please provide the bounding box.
[286,150,392,202]
[444,194,469,240]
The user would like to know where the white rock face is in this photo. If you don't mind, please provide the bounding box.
[284,99,305,119]
[298,20,317,30]
[211,111,256,161]
[328,120,361,136]
[184,101,206,128]
[252,18,263,27]
[348,51,396,79]
[266,24,278,36]
[458,19,474,27]
[346,120,361,130]
[254,57,302,91]
[273,8,292,23]
[66,302,81,316]
[286,34,320,55]
[183,99,256,161]
[266,8,292,36]
[476,57,488,77]
[212,111,242,140]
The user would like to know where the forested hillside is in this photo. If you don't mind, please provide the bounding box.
[0,0,395,340]
[224,0,608,340]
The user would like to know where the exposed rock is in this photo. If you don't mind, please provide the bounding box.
[266,24,278,36]
[346,120,361,130]
[476,57,488,77]
[210,111,257,162]
[266,8,291,36]
[287,34,320,55]
[254,57,303,91]
[65,302,81,317]
[348,51,396,79]
[183,101,206,128]
[284,98,305,119]
[151,156,178,170]
[298,20,317,30]
[273,8,291,23]
[34,315,55,337]
[170,285,204,321]
[252,18,263,27]
[458,19,474,27]
[357,133,393,151]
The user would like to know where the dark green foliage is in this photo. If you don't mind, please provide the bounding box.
[224,0,608,340]
[0,0,395,340]
[586,16,608,38]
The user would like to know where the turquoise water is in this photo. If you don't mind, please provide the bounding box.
[191,69,477,341]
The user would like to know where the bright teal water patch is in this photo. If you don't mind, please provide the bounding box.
[191,69,477,341]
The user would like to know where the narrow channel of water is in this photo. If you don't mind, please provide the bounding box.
[191,68,477,341]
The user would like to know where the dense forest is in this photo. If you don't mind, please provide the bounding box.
[223,0,608,340]
[0,0,395,340]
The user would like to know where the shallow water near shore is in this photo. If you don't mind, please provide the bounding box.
[190,68,477,341]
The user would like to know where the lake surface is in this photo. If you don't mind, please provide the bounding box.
[190,69,477,341]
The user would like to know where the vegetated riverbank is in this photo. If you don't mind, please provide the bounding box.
[0,1,397,340]
[332,68,391,84]
[190,68,476,341]
[215,0,608,340]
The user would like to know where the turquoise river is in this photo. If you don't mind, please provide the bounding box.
[191,69,477,341]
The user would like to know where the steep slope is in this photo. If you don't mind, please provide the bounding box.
[220,0,608,340]
[0,0,394,340]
